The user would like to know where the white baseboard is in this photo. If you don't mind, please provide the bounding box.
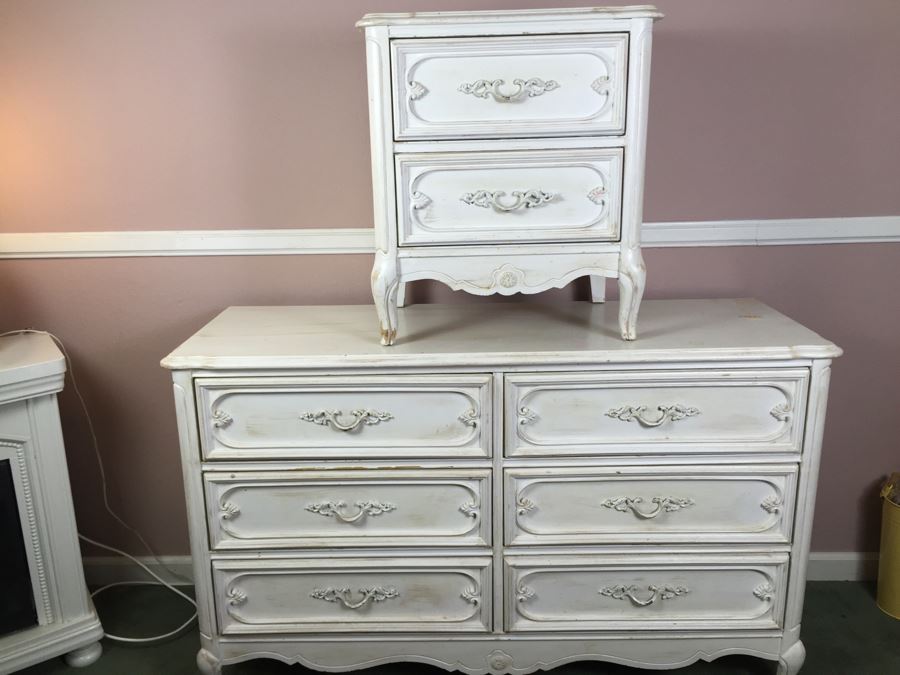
[1,216,898,259]
[805,552,880,582]
[82,555,194,587]
[81,552,880,586]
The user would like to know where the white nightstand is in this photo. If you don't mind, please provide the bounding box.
[358,6,662,344]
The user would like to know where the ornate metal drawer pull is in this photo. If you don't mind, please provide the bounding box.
[458,77,559,102]
[600,496,695,519]
[299,409,393,432]
[310,586,399,610]
[305,500,396,523]
[599,584,689,607]
[461,190,554,212]
[605,404,700,428]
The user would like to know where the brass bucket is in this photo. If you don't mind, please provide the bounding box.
[877,473,900,619]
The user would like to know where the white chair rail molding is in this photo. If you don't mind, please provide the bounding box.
[1,215,897,259]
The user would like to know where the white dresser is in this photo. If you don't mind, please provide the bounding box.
[163,299,839,675]
[358,7,661,344]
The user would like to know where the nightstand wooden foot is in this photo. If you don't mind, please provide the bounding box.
[372,253,399,346]
[589,276,607,303]
[618,250,646,340]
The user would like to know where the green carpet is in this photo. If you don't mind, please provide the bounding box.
[18,582,900,674]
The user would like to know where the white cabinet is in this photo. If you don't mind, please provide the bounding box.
[359,7,662,344]
[0,334,102,673]
[162,299,840,675]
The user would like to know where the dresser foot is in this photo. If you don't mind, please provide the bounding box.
[618,250,646,340]
[372,253,400,346]
[589,276,607,303]
[776,640,805,675]
[396,281,408,308]
[197,648,222,675]
[64,641,102,668]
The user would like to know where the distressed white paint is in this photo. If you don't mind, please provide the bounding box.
[362,8,658,343]
[205,469,491,549]
[504,369,809,456]
[396,148,623,246]
[391,34,628,139]
[212,556,492,635]
[162,298,839,675]
[195,374,492,460]
[504,464,797,546]
[0,334,103,673]
[506,552,789,632]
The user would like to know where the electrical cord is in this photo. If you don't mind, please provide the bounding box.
[0,329,197,644]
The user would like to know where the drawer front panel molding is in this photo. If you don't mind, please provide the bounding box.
[205,469,491,549]
[197,375,491,459]
[505,553,788,632]
[505,465,797,545]
[396,149,623,246]
[505,369,809,456]
[213,557,492,634]
[392,34,628,140]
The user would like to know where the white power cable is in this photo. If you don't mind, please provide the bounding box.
[78,534,196,643]
[0,329,197,643]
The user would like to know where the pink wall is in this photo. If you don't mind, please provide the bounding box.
[2,0,899,229]
[1,0,899,555]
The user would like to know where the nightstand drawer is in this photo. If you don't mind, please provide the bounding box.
[505,369,808,456]
[197,374,491,459]
[205,469,490,549]
[505,553,788,632]
[213,557,492,634]
[392,33,628,140]
[505,465,797,545]
[396,148,622,246]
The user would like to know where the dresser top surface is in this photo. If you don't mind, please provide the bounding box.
[161,299,840,371]
[357,6,663,27]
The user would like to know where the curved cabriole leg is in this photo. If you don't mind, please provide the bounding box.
[197,648,222,675]
[64,641,102,668]
[776,640,806,675]
[618,249,646,340]
[371,252,399,346]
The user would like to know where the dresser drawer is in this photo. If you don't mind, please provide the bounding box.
[206,469,490,549]
[396,148,622,246]
[392,34,627,140]
[197,375,491,459]
[506,552,788,632]
[505,465,797,546]
[213,557,492,634]
[505,369,808,456]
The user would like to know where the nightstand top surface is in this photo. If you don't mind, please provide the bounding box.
[357,6,663,28]
[162,299,840,371]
